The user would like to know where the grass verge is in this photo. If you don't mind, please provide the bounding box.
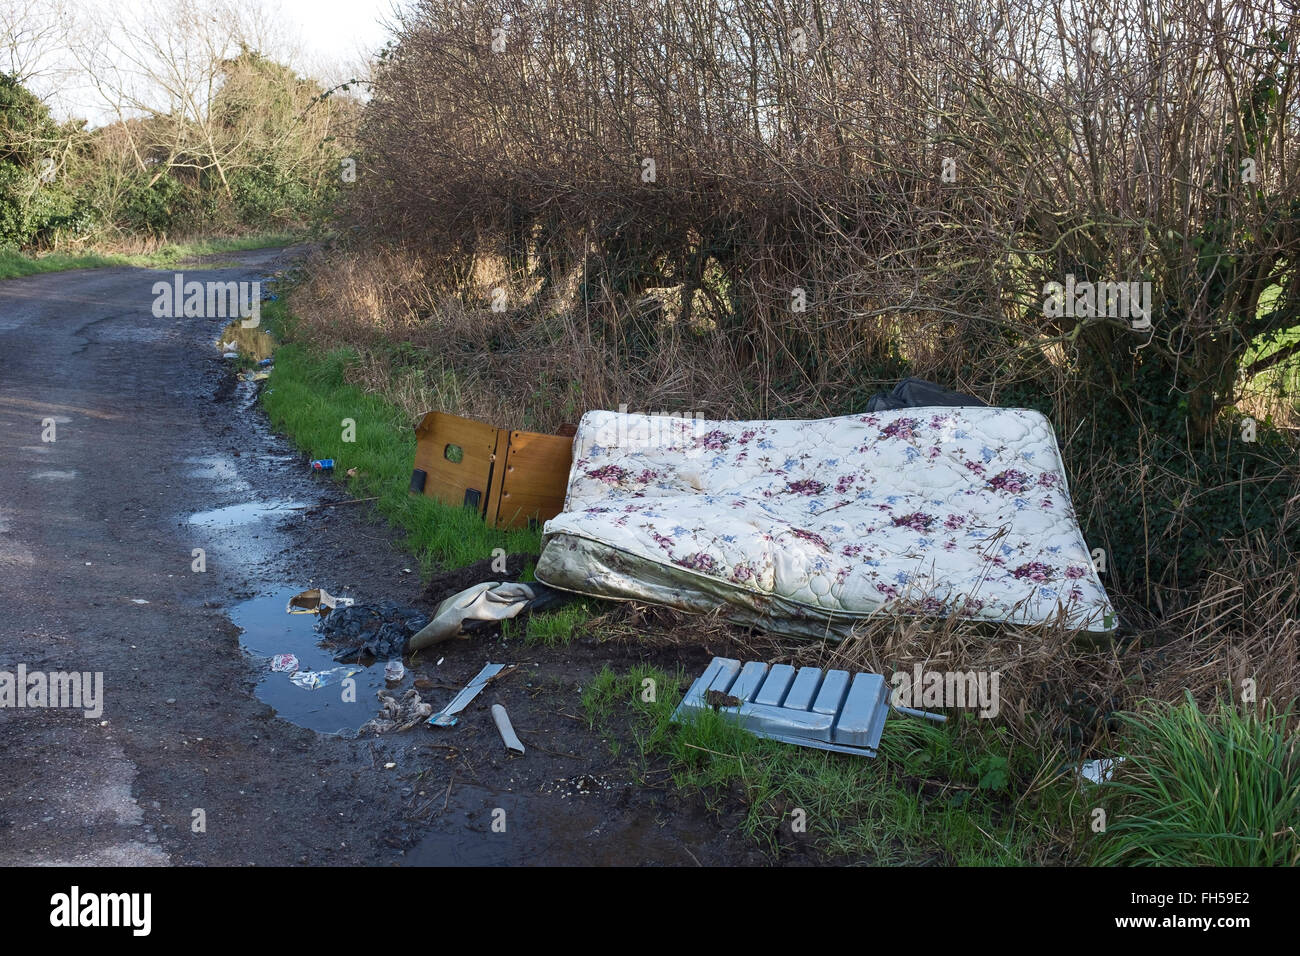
[1091,695,1300,866]
[0,232,302,280]
[521,602,594,646]
[259,300,541,573]
[580,663,1086,864]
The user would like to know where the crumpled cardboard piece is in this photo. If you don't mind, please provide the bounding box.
[286,587,355,615]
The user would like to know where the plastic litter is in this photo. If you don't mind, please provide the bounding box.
[1078,757,1125,784]
[317,602,428,661]
[491,704,525,754]
[361,689,433,734]
[427,662,514,727]
[289,666,359,690]
[286,587,354,615]
[384,659,405,683]
[409,581,565,651]
[864,376,988,411]
[270,653,299,673]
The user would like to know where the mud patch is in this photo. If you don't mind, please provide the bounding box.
[404,783,710,866]
[212,363,239,403]
[421,553,537,607]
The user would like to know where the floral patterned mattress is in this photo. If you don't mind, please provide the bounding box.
[535,408,1116,638]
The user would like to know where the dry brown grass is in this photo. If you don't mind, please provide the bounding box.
[288,242,814,433]
[547,532,1298,756]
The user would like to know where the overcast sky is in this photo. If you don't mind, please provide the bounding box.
[9,0,403,125]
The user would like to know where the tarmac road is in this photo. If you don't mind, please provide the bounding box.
[0,248,772,867]
[0,248,428,865]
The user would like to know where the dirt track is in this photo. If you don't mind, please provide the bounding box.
[0,248,780,866]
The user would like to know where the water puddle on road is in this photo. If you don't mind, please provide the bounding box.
[189,499,303,528]
[185,455,249,487]
[230,587,388,735]
[217,321,276,361]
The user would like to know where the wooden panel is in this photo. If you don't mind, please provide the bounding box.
[487,429,574,529]
[411,411,501,517]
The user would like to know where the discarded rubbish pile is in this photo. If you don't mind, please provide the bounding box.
[315,581,568,661]
[277,577,562,736]
[534,406,1116,638]
[358,664,524,746]
[361,688,434,734]
[373,382,1115,756]
[318,602,429,662]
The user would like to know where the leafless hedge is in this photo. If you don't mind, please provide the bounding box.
[302,0,1300,622]
[349,0,1295,427]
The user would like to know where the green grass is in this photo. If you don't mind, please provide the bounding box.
[522,602,593,646]
[0,248,125,278]
[1091,694,1300,866]
[0,231,302,280]
[259,300,541,573]
[1241,284,1300,407]
[1243,325,1300,406]
[581,664,1081,864]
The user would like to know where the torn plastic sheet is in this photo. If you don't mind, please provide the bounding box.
[864,376,987,411]
[491,704,525,754]
[408,582,563,651]
[427,662,513,727]
[269,653,299,673]
[289,665,359,690]
[1078,757,1125,784]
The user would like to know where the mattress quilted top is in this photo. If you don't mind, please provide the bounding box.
[542,407,1116,631]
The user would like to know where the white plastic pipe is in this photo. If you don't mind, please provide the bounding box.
[491,704,525,754]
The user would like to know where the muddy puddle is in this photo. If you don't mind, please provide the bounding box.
[217,321,275,361]
[231,587,391,735]
[405,783,710,866]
